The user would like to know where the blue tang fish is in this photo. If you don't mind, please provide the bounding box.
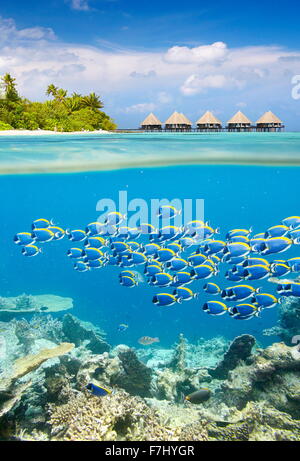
[14,232,36,246]
[203,282,221,295]
[105,211,126,225]
[67,229,87,242]
[203,301,228,316]
[32,218,53,229]
[173,287,198,301]
[22,245,41,257]
[166,258,189,271]
[120,276,138,288]
[229,303,260,319]
[251,293,278,309]
[31,228,55,243]
[152,293,179,307]
[242,265,270,281]
[86,383,112,397]
[151,272,173,287]
[67,248,85,259]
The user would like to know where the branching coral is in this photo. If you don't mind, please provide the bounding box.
[49,388,209,441]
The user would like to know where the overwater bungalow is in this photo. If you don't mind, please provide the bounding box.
[196,111,222,131]
[180,113,192,131]
[165,111,192,131]
[256,111,284,132]
[227,111,252,132]
[140,113,162,131]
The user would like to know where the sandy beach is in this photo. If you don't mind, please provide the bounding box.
[0,129,110,136]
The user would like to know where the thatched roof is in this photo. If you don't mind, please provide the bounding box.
[165,111,191,125]
[256,111,282,125]
[180,113,192,125]
[227,111,252,125]
[141,112,162,126]
[196,111,222,125]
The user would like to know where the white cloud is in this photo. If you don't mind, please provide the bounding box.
[17,27,56,40]
[164,41,228,65]
[181,74,233,95]
[123,103,156,113]
[0,16,56,43]
[130,70,156,78]
[70,0,90,11]
[236,101,247,108]
[157,91,172,104]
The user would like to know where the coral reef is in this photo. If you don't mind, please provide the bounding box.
[62,314,110,354]
[206,401,300,441]
[263,296,300,345]
[1,307,300,442]
[0,294,73,319]
[168,333,186,372]
[12,343,75,383]
[209,342,300,417]
[12,316,65,354]
[48,389,208,441]
[209,334,256,379]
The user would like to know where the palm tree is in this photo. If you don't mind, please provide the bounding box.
[46,84,59,99]
[64,97,82,113]
[1,73,19,101]
[82,92,103,110]
[56,88,68,103]
[46,85,67,103]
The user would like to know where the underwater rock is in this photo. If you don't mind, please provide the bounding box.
[154,366,206,403]
[263,296,300,346]
[62,314,110,354]
[110,349,152,398]
[0,381,32,419]
[0,294,73,319]
[207,401,300,441]
[212,342,300,415]
[209,334,256,380]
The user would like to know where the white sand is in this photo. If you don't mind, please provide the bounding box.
[0,129,110,136]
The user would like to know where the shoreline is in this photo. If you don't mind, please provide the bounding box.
[0,129,110,136]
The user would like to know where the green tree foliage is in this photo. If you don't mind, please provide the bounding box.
[0,75,117,131]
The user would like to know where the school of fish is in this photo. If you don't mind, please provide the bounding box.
[13,208,300,321]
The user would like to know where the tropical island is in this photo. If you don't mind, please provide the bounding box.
[0,74,117,132]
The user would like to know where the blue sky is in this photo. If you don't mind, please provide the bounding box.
[1,0,300,128]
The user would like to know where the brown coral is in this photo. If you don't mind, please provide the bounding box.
[48,389,208,441]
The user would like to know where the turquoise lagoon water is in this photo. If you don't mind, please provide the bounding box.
[1,132,300,348]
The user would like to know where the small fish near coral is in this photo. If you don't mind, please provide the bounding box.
[117,323,129,332]
[138,336,160,346]
[184,388,212,404]
[85,383,112,397]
